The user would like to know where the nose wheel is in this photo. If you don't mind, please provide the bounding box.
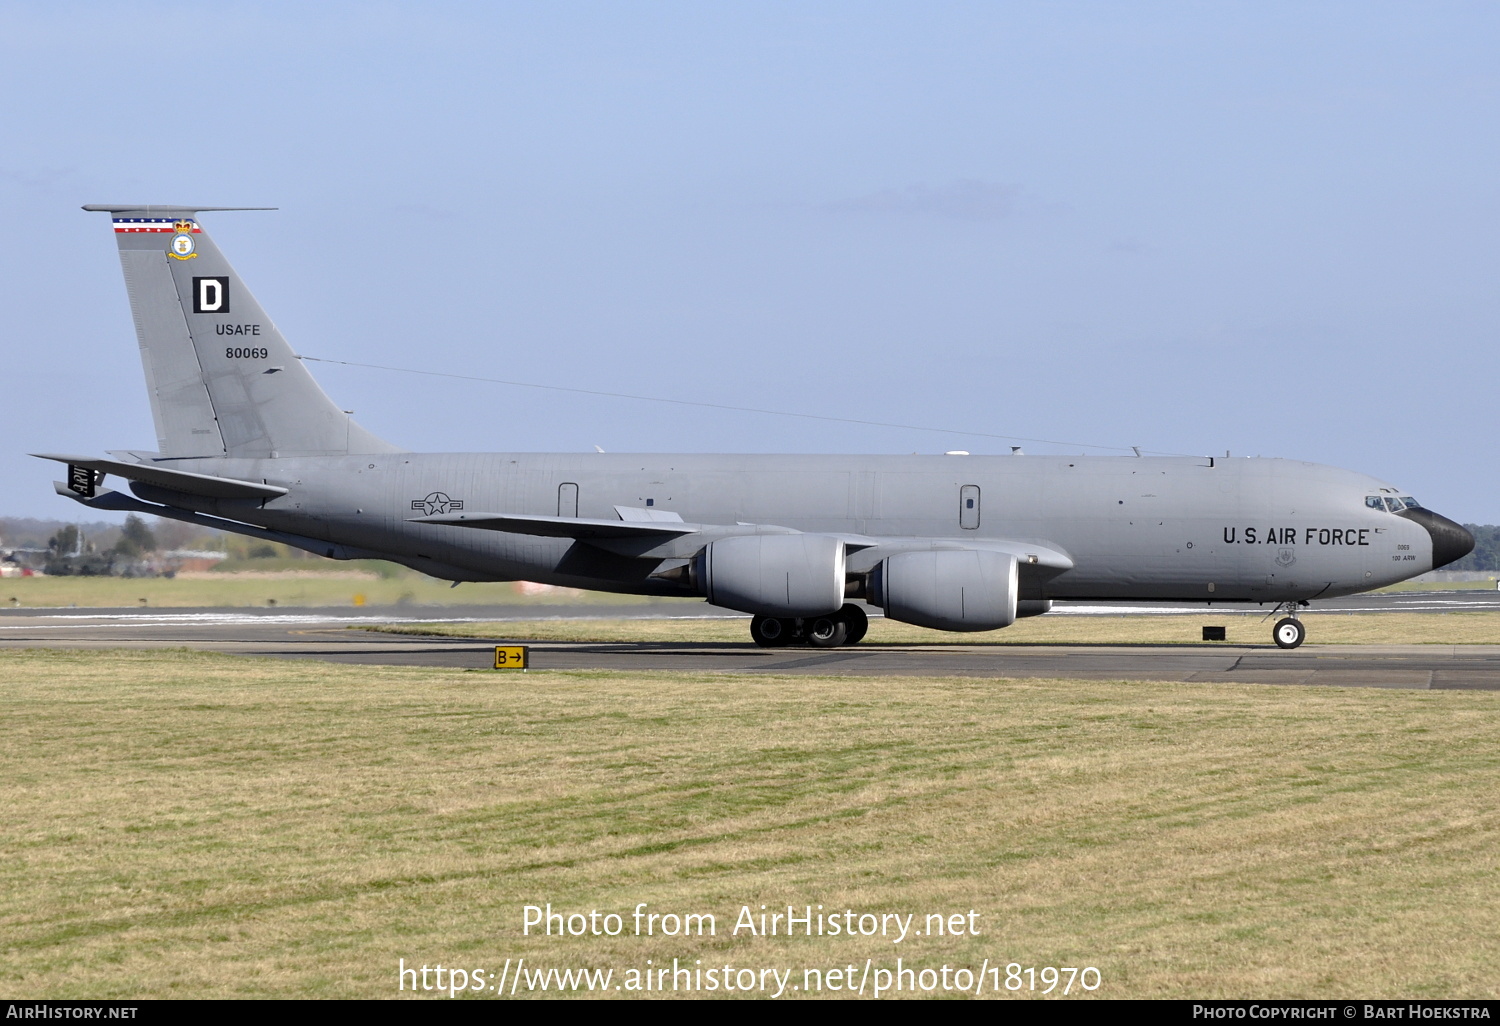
[1273,615,1306,649]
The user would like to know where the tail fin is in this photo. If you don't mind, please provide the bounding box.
[85,204,400,458]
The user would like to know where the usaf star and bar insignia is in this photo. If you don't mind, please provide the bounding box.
[411,492,464,516]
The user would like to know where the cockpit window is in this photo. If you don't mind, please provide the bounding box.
[1366,494,1421,512]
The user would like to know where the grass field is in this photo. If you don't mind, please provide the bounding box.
[1,648,1497,999]
[368,610,1500,646]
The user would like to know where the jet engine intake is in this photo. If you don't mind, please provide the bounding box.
[871,549,1018,631]
[699,533,846,617]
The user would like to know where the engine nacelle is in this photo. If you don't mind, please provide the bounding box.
[871,549,1018,632]
[1016,599,1052,619]
[698,533,846,617]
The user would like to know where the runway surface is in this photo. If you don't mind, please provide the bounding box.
[2,592,1499,690]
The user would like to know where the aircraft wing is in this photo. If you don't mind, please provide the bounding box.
[408,511,699,540]
[410,510,893,563]
[32,453,288,500]
[407,509,1066,569]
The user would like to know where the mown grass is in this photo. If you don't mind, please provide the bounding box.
[368,611,1500,647]
[0,648,1497,999]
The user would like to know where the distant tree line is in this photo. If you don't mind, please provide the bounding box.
[1446,525,1500,572]
[44,514,158,576]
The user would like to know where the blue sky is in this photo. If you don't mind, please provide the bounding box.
[3,1,1498,520]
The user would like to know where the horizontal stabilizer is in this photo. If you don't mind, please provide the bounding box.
[409,511,699,539]
[53,482,404,564]
[81,204,277,214]
[33,453,288,500]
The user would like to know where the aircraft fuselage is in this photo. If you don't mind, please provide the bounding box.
[138,450,1447,604]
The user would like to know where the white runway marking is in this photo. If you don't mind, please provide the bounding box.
[0,613,484,630]
[0,611,755,630]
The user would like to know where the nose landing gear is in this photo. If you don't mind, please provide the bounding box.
[1273,617,1306,649]
[750,604,869,648]
[1268,601,1309,649]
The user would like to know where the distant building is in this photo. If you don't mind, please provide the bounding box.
[3,548,51,572]
[158,549,230,574]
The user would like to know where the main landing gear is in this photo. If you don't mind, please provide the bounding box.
[751,604,869,649]
[1269,601,1309,649]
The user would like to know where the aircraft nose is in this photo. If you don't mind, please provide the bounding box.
[1397,508,1475,569]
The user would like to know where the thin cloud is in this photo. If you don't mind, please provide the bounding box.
[0,167,78,194]
[390,202,460,219]
[827,179,1021,222]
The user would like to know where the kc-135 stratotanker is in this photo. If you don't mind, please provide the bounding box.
[41,206,1474,649]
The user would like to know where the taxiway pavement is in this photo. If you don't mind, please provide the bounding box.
[1,593,1498,690]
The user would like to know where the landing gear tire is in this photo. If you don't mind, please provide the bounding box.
[840,604,869,645]
[1273,617,1306,649]
[807,615,848,648]
[751,615,792,648]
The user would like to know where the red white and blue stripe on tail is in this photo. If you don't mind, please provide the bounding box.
[112,217,200,233]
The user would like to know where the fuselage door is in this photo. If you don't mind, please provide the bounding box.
[558,482,579,517]
[960,484,980,530]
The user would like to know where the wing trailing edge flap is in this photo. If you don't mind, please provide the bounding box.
[847,538,1074,575]
[33,453,288,501]
[613,504,686,523]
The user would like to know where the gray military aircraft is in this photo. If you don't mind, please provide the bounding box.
[39,205,1474,649]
